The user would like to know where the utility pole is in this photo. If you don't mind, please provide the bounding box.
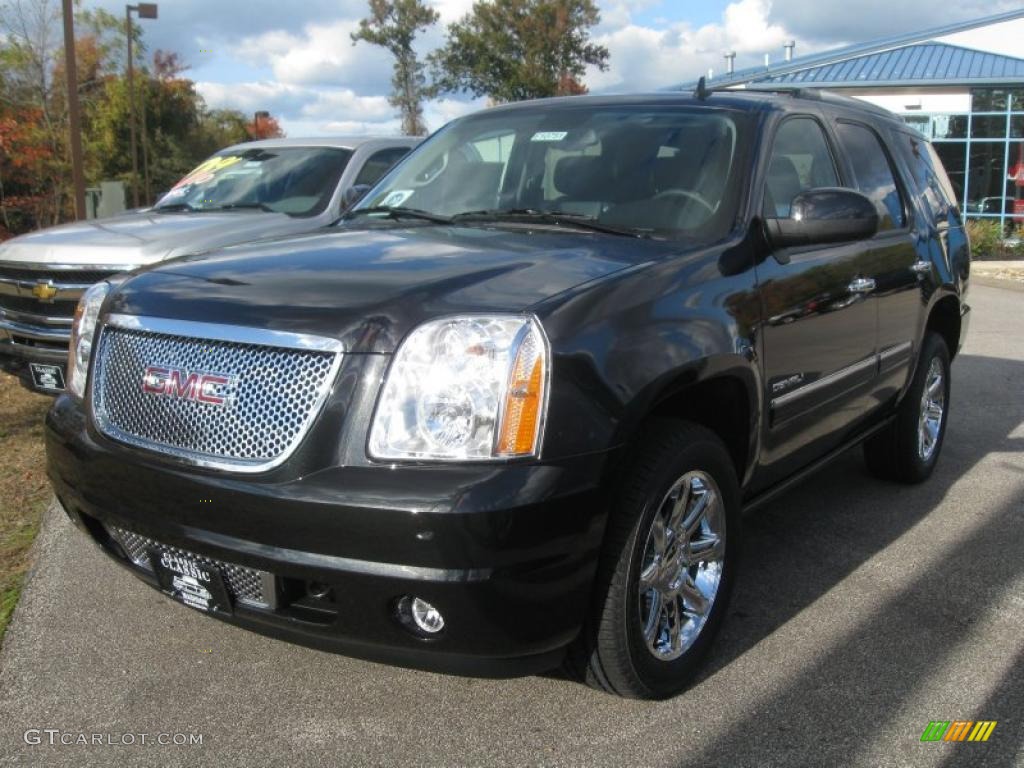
[61,0,85,220]
[125,3,157,208]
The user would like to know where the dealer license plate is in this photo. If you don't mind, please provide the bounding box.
[149,549,233,615]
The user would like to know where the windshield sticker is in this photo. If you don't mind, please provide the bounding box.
[530,131,568,142]
[381,190,413,207]
[172,155,243,189]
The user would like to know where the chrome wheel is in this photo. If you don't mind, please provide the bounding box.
[918,357,945,462]
[638,471,726,661]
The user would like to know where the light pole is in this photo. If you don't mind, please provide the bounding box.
[61,0,85,220]
[126,3,157,208]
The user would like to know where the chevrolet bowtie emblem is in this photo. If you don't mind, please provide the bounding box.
[32,281,58,302]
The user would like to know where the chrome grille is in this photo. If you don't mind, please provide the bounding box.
[105,524,271,608]
[0,265,122,350]
[92,317,341,472]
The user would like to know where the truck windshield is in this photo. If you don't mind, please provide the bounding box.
[154,147,352,217]
[353,106,751,240]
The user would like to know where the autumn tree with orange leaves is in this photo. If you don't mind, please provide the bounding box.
[0,0,282,236]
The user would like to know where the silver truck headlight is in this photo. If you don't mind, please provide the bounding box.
[368,316,549,461]
[67,282,109,398]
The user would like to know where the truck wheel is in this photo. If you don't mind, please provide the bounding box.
[864,331,951,484]
[566,421,740,699]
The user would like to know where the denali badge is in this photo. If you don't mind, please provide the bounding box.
[142,365,234,406]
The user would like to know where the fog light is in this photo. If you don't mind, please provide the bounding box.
[409,597,445,633]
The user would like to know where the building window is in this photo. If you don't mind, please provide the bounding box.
[971,88,1024,112]
[898,88,1024,234]
[933,115,968,140]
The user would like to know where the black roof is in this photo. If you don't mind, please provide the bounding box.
[468,88,904,126]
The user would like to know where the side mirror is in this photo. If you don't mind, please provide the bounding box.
[341,184,371,211]
[765,188,878,253]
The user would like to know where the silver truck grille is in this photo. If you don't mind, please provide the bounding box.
[105,524,272,608]
[91,316,342,472]
[0,263,122,350]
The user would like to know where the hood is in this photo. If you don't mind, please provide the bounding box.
[109,225,674,353]
[0,210,314,267]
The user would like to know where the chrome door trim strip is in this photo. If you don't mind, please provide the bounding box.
[879,340,913,363]
[771,355,877,410]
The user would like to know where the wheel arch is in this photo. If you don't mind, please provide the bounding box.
[612,355,761,487]
[924,292,962,361]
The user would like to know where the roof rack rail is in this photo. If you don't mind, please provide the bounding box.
[737,83,900,118]
[739,84,823,100]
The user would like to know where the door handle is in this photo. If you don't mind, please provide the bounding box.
[910,260,931,274]
[848,277,876,294]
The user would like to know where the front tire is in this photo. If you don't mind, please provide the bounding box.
[567,421,740,699]
[864,331,951,483]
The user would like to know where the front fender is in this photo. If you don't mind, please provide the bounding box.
[536,240,763,472]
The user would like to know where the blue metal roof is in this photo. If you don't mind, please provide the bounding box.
[671,9,1024,90]
[763,42,1024,87]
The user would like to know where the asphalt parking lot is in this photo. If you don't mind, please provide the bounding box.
[0,283,1021,768]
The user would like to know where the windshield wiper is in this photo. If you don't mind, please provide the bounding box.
[451,209,650,239]
[342,206,453,225]
[152,202,197,213]
[207,202,277,212]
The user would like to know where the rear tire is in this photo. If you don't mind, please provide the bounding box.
[566,420,740,699]
[864,331,951,484]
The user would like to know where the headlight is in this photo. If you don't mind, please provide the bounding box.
[369,315,549,461]
[66,282,110,398]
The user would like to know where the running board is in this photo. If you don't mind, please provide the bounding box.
[742,415,896,514]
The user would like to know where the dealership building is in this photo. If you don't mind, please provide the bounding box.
[699,10,1024,233]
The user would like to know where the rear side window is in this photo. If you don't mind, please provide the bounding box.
[763,117,839,218]
[835,122,906,231]
[894,132,960,226]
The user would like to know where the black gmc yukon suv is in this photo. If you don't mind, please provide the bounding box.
[46,89,969,699]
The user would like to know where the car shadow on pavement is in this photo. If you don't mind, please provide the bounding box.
[547,352,1022,763]
[677,351,1024,763]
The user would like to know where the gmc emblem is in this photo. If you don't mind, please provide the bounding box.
[142,365,234,406]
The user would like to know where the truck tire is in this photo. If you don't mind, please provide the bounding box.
[566,420,741,699]
[864,331,951,484]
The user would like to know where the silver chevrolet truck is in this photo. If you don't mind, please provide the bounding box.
[0,135,417,393]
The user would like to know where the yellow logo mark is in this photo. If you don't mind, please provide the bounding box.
[32,281,58,301]
[922,720,997,742]
[967,721,998,742]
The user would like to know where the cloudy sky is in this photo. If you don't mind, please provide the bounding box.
[81,0,1024,137]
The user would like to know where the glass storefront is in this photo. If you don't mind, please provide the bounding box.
[901,88,1024,236]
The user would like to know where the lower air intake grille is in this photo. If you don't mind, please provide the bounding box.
[105,524,272,608]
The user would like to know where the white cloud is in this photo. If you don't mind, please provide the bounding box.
[432,0,476,24]
[587,0,809,91]
[597,0,661,32]
[233,20,394,93]
[185,0,1024,141]
[768,0,1021,45]
[939,17,1024,60]
[196,81,393,133]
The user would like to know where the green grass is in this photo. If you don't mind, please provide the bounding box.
[0,372,51,647]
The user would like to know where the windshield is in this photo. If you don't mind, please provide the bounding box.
[354,105,751,239]
[155,146,352,216]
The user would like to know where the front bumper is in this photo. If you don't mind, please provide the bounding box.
[46,395,614,677]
